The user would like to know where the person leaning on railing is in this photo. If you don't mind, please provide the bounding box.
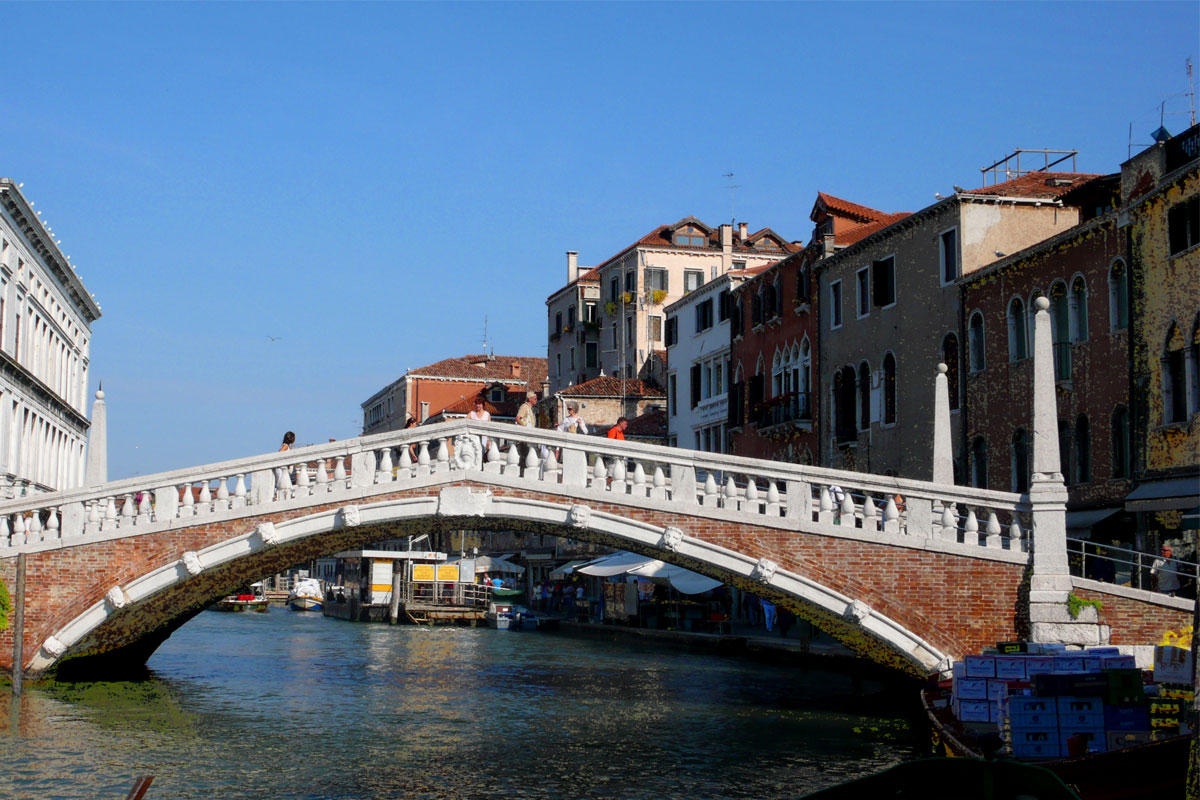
[1151,545,1182,596]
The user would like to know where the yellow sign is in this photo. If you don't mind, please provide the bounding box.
[437,564,459,582]
[412,564,435,582]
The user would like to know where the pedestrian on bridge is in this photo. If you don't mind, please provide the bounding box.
[279,431,295,451]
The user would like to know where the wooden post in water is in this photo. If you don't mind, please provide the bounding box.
[389,572,402,624]
[12,553,25,696]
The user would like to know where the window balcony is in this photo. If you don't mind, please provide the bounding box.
[751,391,812,429]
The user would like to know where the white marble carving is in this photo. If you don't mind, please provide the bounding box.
[105,586,128,610]
[661,526,684,552]
[43,636,66,658]
[568,504,591,528]
[256,522,279,547]
[436,486,491,517]
[341,505,361,527]
[844,599,870,622]
[451,435,482,471]
[752,558,778,584]
[182,551,203,576]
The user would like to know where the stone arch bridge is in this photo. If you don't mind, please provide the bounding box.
[0,415,1187,680]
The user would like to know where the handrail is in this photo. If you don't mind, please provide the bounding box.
[1067,537,1197,593]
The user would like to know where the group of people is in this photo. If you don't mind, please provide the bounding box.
[532,580,586,614]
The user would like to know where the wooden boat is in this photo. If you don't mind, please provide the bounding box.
[921,687,1190,800]
[212,582,270,613]
[287,577,324,612]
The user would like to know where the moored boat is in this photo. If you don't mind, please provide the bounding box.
[287,578,324,612]
[212,582,270,613]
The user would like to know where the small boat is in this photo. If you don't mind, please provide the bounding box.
[212,582,270,613]
[491,586,525,601]
[485,601,515,630]
[287,578,324,612]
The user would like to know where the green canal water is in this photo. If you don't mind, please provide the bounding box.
[2,611,921,799]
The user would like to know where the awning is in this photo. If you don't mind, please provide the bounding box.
[626,560,722,595]
[548,559,589,580]
[1066,508,1121,534]
[1183,506,1200,530]
[446,555,524,574]
[577,552,658,577]
[1124,477,1200,512]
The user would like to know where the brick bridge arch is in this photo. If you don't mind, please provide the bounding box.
[1,419,1189,680]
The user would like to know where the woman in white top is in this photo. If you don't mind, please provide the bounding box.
[467,396,492,455]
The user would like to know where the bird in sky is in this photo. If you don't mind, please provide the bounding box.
[267,336,282,342]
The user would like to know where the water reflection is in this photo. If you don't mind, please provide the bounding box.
[3,611,917,799]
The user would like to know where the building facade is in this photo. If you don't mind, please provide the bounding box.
[361,354,547,434]
[0,179,100,495]
[554,376,665,435]
[816,175,1092,479]
[546,251,601,394]
[1122,124,1200,552]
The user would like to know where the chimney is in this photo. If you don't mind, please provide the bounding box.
[738,222,748,241]
[566,251,579,283]
[720,224,733,273]
[822,233,836,257]
[510,361,521,378]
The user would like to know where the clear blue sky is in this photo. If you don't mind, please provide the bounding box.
[4,1,1196,480]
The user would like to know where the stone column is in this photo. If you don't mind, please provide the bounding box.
[932,363,953,485]
[84,387,107,488]
[1027,297,1108,646]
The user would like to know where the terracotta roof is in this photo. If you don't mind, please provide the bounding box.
[814,192,893,223]
[837,213,912,246]
[624,407,667,438]
[559,376,665,398]
[961,172,1102,200]
[436,394,522,418]
[410,354,548,384]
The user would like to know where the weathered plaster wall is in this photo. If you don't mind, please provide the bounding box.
[961,203,1080,274]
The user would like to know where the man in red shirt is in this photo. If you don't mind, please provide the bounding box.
[606,417,628,440]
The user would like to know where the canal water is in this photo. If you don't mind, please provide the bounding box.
[2,611,921,799]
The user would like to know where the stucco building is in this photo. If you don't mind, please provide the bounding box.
[0,179,100,495]
[546,251,601,394]
[361,354,547,434]
[816,172,1095,479]
[554,376,665,435]
[1122,123,1200,551]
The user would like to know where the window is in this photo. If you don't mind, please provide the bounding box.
[1012,428,1030,493]
[940,229,959,284]
[674,233,706,247]
[1008,298,1028,361]
[1074,415,1091,484]
[1163,323,1188,423]
[968,312,986,372]
[555,353,561,378]
[585,301,597,323]
[1111,406,1130,478]
[554,312,562,334]
[751,291,763,327]
[773,278,782,318]
[625,315,634,346]
[569,347,575,370]
[611,322,618,349]
[1108,260,1128,331]
[834,365,857,442]
[610,277,619,302]
[717,289,731,322]
[882,352,896,425]
[1070,276,1088,343]
[702,362,712,399]
[732,260,746,271]
[585,342,598,369]
[668,373,677,416]
[1167,195,1200,255]
[856,268,870,317]
[695,298,713,332]
[684,270,703,292]
[830,280,843,329]
[858,362,871,430]
[646,268,668,292]
[490,387,505,402]
[624,270,636,293]
[970,437,988,489]
[649,315,662,342]
[872,256,896,307]
[1058,421,1072,483]
[731,295,743,337]
[690,364,701,408]
[567,305,576,329]
[943,333,960,411]
[797,267,810,303]
[1051,283,1071,382]
[665,316,678,347]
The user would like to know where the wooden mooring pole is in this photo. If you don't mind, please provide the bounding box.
[389,573,402,624]
[12,552,26,696]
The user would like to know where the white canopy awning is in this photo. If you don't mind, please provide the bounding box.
[446,555,524,574]
[577,551,658,577]
[626,560,722,595]
[548,559,590,579]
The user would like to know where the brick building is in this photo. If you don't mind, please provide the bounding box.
[553,375,665,435]
[960,174,1130,543]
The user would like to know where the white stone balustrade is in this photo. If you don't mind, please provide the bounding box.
[0,419,1032,566]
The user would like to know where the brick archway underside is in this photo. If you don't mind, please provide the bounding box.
[1,483,1033,680]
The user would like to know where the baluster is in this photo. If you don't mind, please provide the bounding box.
[543,449,559,482]
[524,444,540,477]
[12,513,26,545]
[296,461,311,495]
[216,476,230,509]
[591,456,607,489]
[964,509,979,546]
[233,473,248,508]
[504,442,521,476]
[415,443,430,477]
[180,483,195,516]
[765,480,781,516]
[397,448,412,480]
[940,503,957,542]
[862,495,878,531]
[651,465,667,501]
[198,482,213,513]
[631,462,647,497]
[103,496,118,530]
[334,456,349,484]
[45,507,59,538]
[135,491,151,523]
[703,473,718,506]
[376,448,393,483]
[818,486,834,525]
[840,492,857,527]
[435,438,449,474]
[121,494,135,526]
[745,478,760,514]
[1008,520,1023,552]
[0,515,10,548]
[723,476,738,510]
[315,459,329,489]
[275,465,292,501]
[985,512,1002,548]
[86,500,101,532]
[610,458,627,494]
[484,440,502,474]
[883,496,900,534]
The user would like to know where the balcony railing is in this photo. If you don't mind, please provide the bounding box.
[751,392,811,429]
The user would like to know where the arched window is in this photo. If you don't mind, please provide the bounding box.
[763,282,777,321]
[773,277,783,318]
[882,352,897,425]
[752,291,763,327]
[797,267,810,303]
[942,333,960,410]
[1012,428,1030,493]
[1058,420,1072,484]
[799,339,811,417]
[1070,276,1088,342]
[1163,322,1188,423]
[1008,298,1028,361]
[1108,260,1128,331]
[970,436,988,489]
[772,350,784,397]
[834,365,857,442]
[1050,282,1071,381]
[968,312,986,372]
[858,362,871,430]
[1111,405,1130,478]
[1074,415,1091,484]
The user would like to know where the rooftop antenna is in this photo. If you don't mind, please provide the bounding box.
[724,172,740,226]
[482,316,492,359]
[1188,57,1196,127]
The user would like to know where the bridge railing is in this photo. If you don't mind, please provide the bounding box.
[0,419,1030,559]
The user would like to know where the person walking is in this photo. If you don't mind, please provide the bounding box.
[1151,545,1182,596]
[606,417,628,440]
[516,391,538,428]
[279,431,295,451]
[556,401,588,435]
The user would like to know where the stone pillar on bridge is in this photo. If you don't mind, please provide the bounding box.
[1027,297,1108,646]
[932,363,953,485]
[84,387,107,488]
